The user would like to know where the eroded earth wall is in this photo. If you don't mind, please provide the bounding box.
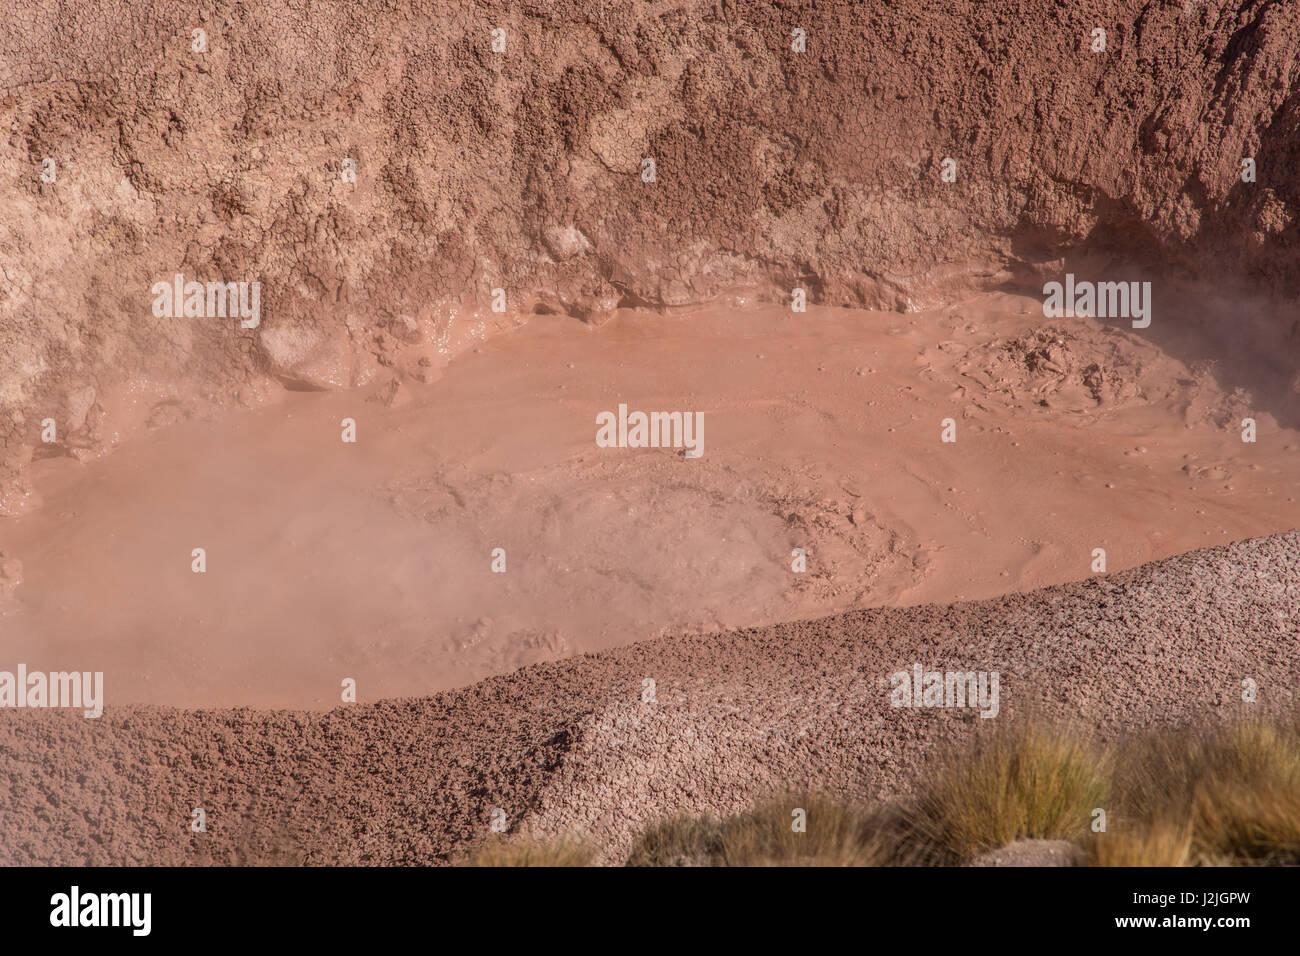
[1,0,1298,507]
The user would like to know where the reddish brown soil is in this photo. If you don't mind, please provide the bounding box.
[1,1,1299,868]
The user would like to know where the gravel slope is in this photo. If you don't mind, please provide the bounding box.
[2,530,1296,865]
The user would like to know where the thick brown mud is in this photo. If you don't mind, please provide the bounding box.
[2,293,1296,708]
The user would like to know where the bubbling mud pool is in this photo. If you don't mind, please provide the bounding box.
[1,292,1297,709]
